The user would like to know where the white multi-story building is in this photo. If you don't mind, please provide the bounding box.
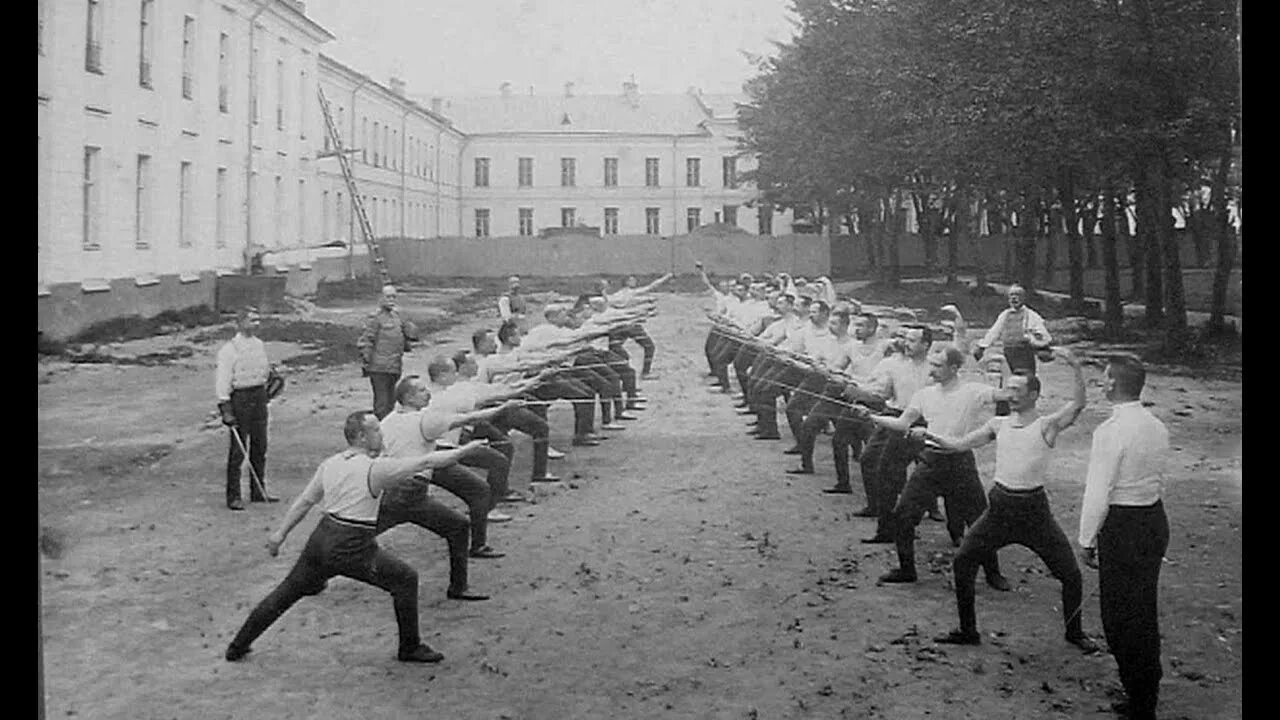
[36,2,782,339]
[38,0,333,337]
[314,55,463,269]
[439,82,783,239]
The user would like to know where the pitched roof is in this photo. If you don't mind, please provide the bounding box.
[695,93,748,120]
[427,93,719,136]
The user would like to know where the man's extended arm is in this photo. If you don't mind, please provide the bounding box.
[924,417,1000,453]
[1044,348,1086,443]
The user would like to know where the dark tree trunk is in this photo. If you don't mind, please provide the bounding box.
[1043,203,1059,287]
[1017,200,1038,293]
[861,205,881,273]
[973,194,989,290]
[1155,160,1189,350]
[1102,193,1125,337]
[886,194,902,287]
[1084,195,1100,269]
[1208,142,1237,334]
[1134,170,1165,326]
[1061,171,1086,309]
[947,189,964,286]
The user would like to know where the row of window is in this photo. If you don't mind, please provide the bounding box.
[324,114,438,181]
[66,1,312,138]
[475,156,739,189]
[473,205,743,238]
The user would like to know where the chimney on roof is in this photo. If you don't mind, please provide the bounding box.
[430,97,443,115]
[500,82,513,98]
[389,76,406,97]
[622,78,639,107]
[564,81,575,98]
[687,86,702,97]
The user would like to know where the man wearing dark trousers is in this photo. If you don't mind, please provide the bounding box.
[225,411,491,664]
[1078,356,1170,720]
[357,284,419,419]
[215,307,279,510]
[826,313,890,495]
[489,320,599,447]
[861,344,1012,591]
[471,328,561,482]
[925,348,1100,654]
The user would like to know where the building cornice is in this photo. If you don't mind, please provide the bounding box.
[318,54,459,134]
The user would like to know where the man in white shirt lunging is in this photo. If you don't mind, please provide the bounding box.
[1077,356,1170,720]
[924,348,1100,653]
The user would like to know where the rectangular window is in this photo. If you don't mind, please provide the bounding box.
[273,176,282,245]
[82,147,100,247]
[687,207,701,232]
[645,207,660,235]
[135,155,151,248]
[561,207,576,228]
[723,156,738,188]
[361,117,368,163]
[383,129,389,169]
[518,208,534,237]
[560,158,576,187]
[299,68,308,138]
[179,161,193,247]
[391,130,398,170]
[757,204,773,235]
[321,190,329,240]
[216,168,228,247]
[297,179,307,243]
[518,157,533,187]
[645,158,660,187]
[686,158,701,187]
[85,0,104,74]
[250,44,259,124]
[336,191,345,238]
[182,17,195,99]
[138,1,154,88]
[373,122,380,166]
[474,157,490,187]
[218,33,231,112]
[604,208,619,235]
[723,204,739,227]
[275,59,285,130]
[475,209,491,238]
[604,157,618,187]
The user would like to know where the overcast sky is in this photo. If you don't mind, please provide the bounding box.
[304,0,798,98]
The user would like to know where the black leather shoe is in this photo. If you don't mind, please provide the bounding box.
[572,438,601,447]
[754,433,782,440]
[852,507,878,517]
[785,467,815,475]
[823,486,853,494]
[446,588,491,602]
[470,546,506,559]
[225,644,251,661]
[398,644,445,663]
[878,568,918,583]
[985,574,1013,592]
[227,498,246,511]
[250,494,280,503]
[934,629,981,645]
[1065,633,1102,654]
[861,535,894,544]
[530,474,562,483]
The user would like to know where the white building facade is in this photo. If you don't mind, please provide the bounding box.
[38,0,333,337]
[444,84,784,240]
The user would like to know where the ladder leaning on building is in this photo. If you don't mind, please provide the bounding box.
[316,86,392,287]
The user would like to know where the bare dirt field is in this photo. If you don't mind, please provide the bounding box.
[38,284,1242,720]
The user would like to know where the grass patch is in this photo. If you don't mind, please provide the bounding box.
[61,305,225,348]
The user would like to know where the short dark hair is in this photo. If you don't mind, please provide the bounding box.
[395,375,422,405]
[344,411,373,444]
[811,301,831,315]
[471,328,491,351]
[780,293,796,304]
[497,320,520,346]
[427,355,455,381]
[902,324,932,345]
[1107,355,1147,397]
[831,309,852,327]
[451,350,471,371]
[795,295,812,308]
[1017,372,1042,395]
[939,345,965,369]
[860,312,879,329]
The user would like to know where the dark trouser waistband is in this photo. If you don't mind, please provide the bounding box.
[325,513,378,530]
[993,483,1046,495]
[231,385,267,394]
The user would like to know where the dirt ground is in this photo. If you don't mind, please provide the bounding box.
[38,285,1242,720]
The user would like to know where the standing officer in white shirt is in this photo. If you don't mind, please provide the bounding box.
[225,411,490,664]
[1077,356,1170,720]
[215,307,279,510]
[498,276,529,328]
[924,348,1100,653]
[973,284,1052,378]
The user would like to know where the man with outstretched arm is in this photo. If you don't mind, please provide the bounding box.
[925,348,1100,653]
[224,411,490,664]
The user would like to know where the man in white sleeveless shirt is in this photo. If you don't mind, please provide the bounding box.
[923,348,1101,653]
[225,411,489,664]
